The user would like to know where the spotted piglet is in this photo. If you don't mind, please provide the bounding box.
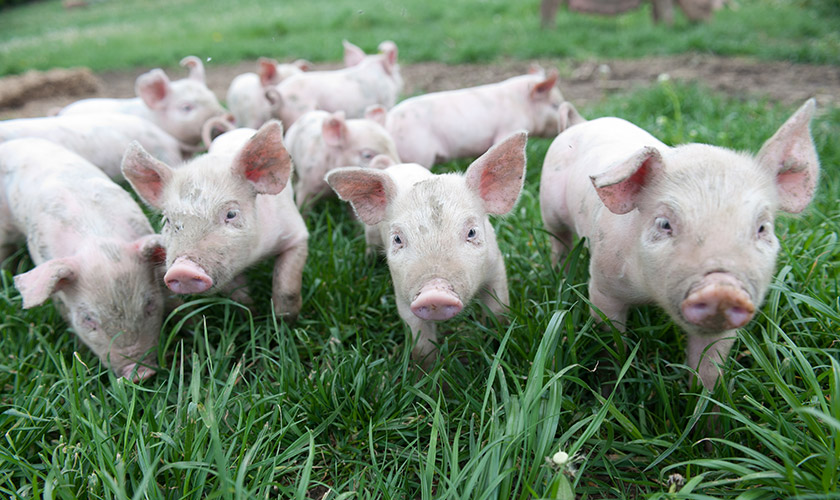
[539,100,820,389]
[121,121,309,321]
[0,138,166,380]
[326,132,527,366]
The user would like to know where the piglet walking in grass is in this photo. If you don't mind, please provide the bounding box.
[385,69,564,168]
[0,138,166,380]
[59,56,225,150]
[326,131,527,366]
[539,99,820,389]
[284,106,401,210]
[121,120,309,321]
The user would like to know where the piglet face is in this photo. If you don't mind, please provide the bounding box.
[527,70,564,138]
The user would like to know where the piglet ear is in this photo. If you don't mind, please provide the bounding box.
[322,112,348,147]
[369,154,396,170]
[293,59,312,72]
[258,57,280,86]
[180,55,206,82]
[136,69,172,110]
[464,131,528,215]
[14,258,79,309]
[132,234,167,266]
[756,98,820,214]
[233,120,291,195]
[326,167,397,225]
[530,69,558,100]
[343,40,366,67]
[364,105,387,127]
[558,101,586,132]
[591,146,663,215]
[121,141,173,209]
[378,40,398,73]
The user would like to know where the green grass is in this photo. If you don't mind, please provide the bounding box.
[0,0,838,75]
[1,0,840,498]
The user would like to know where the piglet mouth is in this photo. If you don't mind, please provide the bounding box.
[410,278,464,321]
[681,272,755,331]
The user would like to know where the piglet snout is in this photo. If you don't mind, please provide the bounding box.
[410,279,464,321]
[681,273,755,331]
[164,257,213,294]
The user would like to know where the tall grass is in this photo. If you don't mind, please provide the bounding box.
[1,81,838,498]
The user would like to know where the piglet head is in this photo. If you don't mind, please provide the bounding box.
[13,234,166,381]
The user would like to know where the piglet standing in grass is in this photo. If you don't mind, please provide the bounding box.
[326,131,527,366]
[0,138,166,380]
[539,99,820,389]
[226,57,311,129]
[385,69,564,168]
[59,56,225,150]
[121,120,309,321]
[269,40,403,128]
[284,106,401,210]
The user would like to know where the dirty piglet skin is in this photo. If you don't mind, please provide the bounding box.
[121,120,309,322]
[0,138,166,381]
[327,131,528,367]
[539,99,820,390]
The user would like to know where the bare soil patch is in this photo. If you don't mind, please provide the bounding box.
[1,54,837,120]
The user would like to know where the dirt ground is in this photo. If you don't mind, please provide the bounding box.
[1,54,838,120]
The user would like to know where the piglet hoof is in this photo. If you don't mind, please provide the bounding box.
[274,293,302,324]
[164,258,213,294]
[681,273,755,331]
[120,363,156,382]
[410,279,464,321]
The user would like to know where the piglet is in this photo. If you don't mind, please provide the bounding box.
[121,121,309,321]
[0,113,184,180]
[326,131,527,366]
[270,40,403,128]
[386,69,563,168]
[539,99,820,389]
[226,58,311,129]
[0,138,165,380]
[284,106,401,209]
[59,56,225,149]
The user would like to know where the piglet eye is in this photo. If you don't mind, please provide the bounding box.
[655,217,672,235]
[393,234,402,245]
[758,224,766,234]
[225,210,239,222]
[360,149,376,161]
[467,228,477,240]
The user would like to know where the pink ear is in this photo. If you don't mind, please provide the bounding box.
[464,131,528,215]
[343,40,366,67]
[258,57,280,86]
[293,59,312,72]
[322,112,348,147]
[590,146,664,215]
[136,69,171,110]
[233,120,292,195]
[121,141,174,209]
[756,98,820,213]
[132,234,167,265]
[369,154,396,170]
[180,55,206,82]
[14,257,79,309]
[530,69,558,100]
[326,167,397,225]
[364,105,387,127]
[378,40,398,73]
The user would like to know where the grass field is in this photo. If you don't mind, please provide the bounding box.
[1,0,839,498]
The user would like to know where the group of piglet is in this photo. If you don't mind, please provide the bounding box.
[0,40,821,391]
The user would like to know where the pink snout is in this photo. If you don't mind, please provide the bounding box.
[410,279,464,321]
[681,273,755,331]
[119,363,156,382]
[164,257,213,294]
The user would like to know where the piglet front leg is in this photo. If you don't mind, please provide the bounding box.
[272,236,308,322]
